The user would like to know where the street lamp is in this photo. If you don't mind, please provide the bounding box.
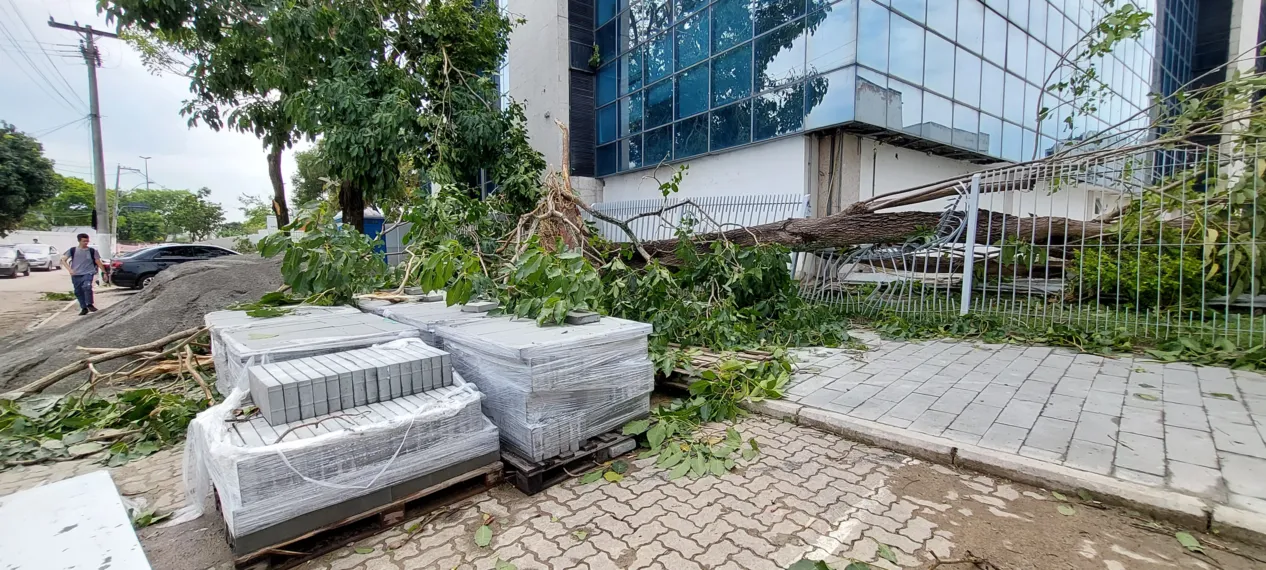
[139,156,152,191]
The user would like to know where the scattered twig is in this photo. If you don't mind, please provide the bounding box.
[929,551,999,569]
[4,327,204,399]
[184,346,215,405]
[86,428,142,443]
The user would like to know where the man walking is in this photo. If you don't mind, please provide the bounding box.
[61,233,107,316]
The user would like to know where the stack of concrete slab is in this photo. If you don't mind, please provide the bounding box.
[209,311,420,394]
[186,340,499,550]
[205,306,362,392]
[434,316,653,462]
[372,298,492,346]
[248,343,452,425]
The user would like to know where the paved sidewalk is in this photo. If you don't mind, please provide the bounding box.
[787,335,1266,519]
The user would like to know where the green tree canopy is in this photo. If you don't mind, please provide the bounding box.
[290,143,331,209]
[168,187,225,241]
[0,122,59,236]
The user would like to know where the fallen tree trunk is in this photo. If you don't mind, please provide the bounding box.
[641,209,1109,262]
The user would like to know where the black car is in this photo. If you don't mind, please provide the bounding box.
[110,244,239,288]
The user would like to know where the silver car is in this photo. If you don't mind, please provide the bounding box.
[0,245,31,278]
[16,244,59,271]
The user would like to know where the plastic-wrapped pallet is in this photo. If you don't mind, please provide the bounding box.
[211,312,420,394]
[373,299,491,346]
[434,316,653,462]
[205,306,362,393]
[174,339,500,551]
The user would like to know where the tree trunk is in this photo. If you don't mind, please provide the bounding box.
[640,209,1109,263]
[267,144,290,228]
[339,180,365,233]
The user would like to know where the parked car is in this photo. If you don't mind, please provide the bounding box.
[16,244,60,271]
[109,244,239,289]
[0,245,31,278]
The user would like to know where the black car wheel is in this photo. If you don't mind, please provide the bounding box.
[22,266,30,276]
[139,273,157,289]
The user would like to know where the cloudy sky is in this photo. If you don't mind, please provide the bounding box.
[1,0,305,222]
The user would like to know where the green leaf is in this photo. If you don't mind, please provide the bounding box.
[709,458,726,477]
[474,525,493,547]
[622,419,650,435]
[844,563,871,570]
[1057,504,1076,516]
[787,560,833,570]
[495,559,518,570]
[690,453,706,478]
[741,447,758,461]
[726,427,742,444]
[610,460,629,474]
[603,471,624,483]
[668,459,690,480]
[1077,489,1093,502]
[1051,491,1069,501]
[1175,531,1205,553]
[638,448,661,459]
[876,542,898,564]
[1207,392,1236,401]
[1134,393,1159,401]
[580,471,604,485]
[571,529,588,541]
[354,547,375,554]
[647,423,666,450]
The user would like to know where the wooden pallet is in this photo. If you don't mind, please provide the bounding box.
[500,429,639,495]
[229,457,502,570]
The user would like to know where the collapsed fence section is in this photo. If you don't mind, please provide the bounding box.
[800,142,1266,349]
[586,194,809,243]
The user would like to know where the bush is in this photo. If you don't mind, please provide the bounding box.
[1065,244,1222,310]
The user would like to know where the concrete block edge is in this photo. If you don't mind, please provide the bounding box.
[1212,505,1266,546]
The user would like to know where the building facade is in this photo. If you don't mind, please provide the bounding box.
[502,0,1255,219]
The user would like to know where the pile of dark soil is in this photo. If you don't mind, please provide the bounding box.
[0,256,283,392]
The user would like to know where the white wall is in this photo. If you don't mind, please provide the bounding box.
[857,139,986,212]
[505,0,570,171]
[0,230,98,253]
[600,137,811,202]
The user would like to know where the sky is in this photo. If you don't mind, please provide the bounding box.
[0,0,306,222]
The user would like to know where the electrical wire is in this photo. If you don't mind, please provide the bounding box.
[1,0,86,107]
[32,115,89,138]
[0,19,83,113]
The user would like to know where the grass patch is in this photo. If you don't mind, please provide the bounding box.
[40,292,76,302]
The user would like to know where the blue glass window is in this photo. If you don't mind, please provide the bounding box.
[712,0,753,52]
[1006,23,1026,76]
[857,0,889,72]
[806,1,857,75]
[755,19,806,92]
[598,104,618,144]
[957,0,984,54]
[676,12,710,69]
[675,114,709,158]
[637,0,672,37]
[886,79,922,133]
[979,62,1004,116]
[1028,0,1045,41]
[983,9,1006,64]
[1008,0,1028,30]
[597,20,620,66]
[889,13,924,84]
[597,64,619,107]
[1046,6,1063,52]
[677,0,708,18]
[1062,15,1076,54]
[922,91,952,143]
[646,79,674,128]
[1023,82,1039,129]
[1002,72,1024,123]
[644,124,673,164]
[952,103,979,150]
[954,48,981,107]
[754,83,805,140]
[1026,35,1045,85]
[1001,120,1022,161]
[805,65,855,129]
[676,64,709,118]
[620,135,644,171]
[712,43,752,107]
[979,113,1003,157]
[621,46,644,94]
[855,67,887,127]
[597,0,623,26]
[986,0,1006,18]
[711,100,752,150]
[925,0,955,40]
[597,143,618,176]
[923,33,954,96]
[1022,127,1035,160]
[754,0,806,36]
[621,92,644,136]
[891,0,925,23]
[646,31,674,84]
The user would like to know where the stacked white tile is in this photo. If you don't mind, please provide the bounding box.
[187,371,500,540]
[204,306,362,394]
[248,343,454,426]
[373,299,492,346]
[433,315,653,462]
[214,312,420,394]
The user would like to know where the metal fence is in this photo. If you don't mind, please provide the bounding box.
[800,142,1266,348]
[587,194,809,243]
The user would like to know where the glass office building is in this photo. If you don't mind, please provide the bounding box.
[592,0,1159,177]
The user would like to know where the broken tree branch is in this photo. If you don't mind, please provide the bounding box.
[184,346,215,405]
[4,327,205,399]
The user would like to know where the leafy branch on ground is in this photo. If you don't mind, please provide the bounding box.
[40,291,75,302]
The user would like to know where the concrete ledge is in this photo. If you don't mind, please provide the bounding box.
[1213,505,1266,546]
[954,447,1209,531]
[742,399,1266,545]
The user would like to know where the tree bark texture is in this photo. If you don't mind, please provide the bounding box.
[267,144,290,228]
[640,209,1108,262]
[339,180,365,233]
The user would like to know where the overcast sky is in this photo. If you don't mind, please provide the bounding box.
[1,0,306,222]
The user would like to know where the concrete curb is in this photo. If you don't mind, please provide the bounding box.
[743,399,1266,546]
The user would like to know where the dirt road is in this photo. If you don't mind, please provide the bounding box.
[0,268,134,340]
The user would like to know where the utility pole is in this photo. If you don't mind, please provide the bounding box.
[139,156,151,191]
[48,18,118,255]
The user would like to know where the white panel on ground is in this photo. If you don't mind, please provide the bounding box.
[0,470,151,570]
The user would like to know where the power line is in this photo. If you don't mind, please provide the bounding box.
[0,19,82,113]
[1,0,85,107]
[32,115,89,137]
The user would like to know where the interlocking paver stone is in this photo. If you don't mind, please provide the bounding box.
[791,338,1266,520]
